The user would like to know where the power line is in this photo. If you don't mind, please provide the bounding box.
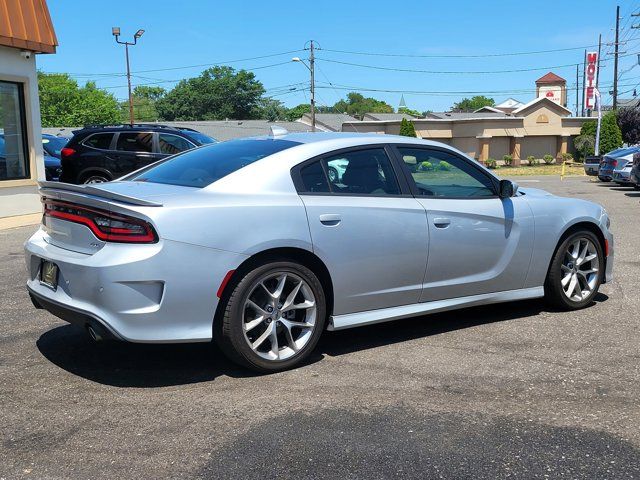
[317,58,589,75]
[42,49,304,77]
[319,43,616,58]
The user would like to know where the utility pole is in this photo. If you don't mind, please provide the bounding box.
[575,63,579,116]
[310,40,316,132]
[613,5,620,109]
[292,41,316,131]
[112,27,145,125]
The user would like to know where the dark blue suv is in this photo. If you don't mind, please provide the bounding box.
[59,124,216,184]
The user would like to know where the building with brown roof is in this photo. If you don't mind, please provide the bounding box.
[0,0,58,222]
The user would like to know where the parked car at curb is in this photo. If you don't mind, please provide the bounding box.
[629,152,640,190]
[598,147,640,182]
[42,134,69,181]
[59,124,216,184]
[613,163,634,186]
[25,131,614,372]
[584,156,601,176]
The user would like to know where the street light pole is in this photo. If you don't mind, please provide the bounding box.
[309,40,315,132]
[292,41,316,132]
[112,27,145,125]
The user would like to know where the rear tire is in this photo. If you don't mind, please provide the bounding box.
[215,260,326,372]
[544,230,603,310]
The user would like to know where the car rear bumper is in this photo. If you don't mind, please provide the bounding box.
[24,228,248,343]
[584,165,599,176]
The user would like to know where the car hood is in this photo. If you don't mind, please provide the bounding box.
[517,187,555,198]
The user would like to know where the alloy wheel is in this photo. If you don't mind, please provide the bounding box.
[242,272,317,361]
[560,237,600,302]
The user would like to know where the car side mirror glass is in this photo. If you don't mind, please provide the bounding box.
[499,179,519,198]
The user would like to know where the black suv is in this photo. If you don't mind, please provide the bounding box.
[59,124,216,184]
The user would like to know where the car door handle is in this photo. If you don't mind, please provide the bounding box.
[433,217,451,228]
[319,214,342,226]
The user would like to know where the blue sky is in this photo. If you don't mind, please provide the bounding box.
[39,0,640,113]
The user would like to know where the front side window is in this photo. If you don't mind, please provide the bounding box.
[82,133,114,150]
[158,133,194,155]
[0,81,29,180]
[132,138,300,188]
[397,147,496,198]
[324,148,400,195]
[116,132,153,152]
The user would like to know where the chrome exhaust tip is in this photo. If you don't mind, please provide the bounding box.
[86,325,103,342]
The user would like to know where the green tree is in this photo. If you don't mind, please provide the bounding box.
[253,98,288,121]
[121,86,166,122]
[451,95,495,112]
[156,66,265,120]
[617,107,640,145]
[398,118,417,137]
[332,92,393,118]
[38,72,121,127]
[398,106,422,117]
[285,103,311,121]
[578,111,623,157]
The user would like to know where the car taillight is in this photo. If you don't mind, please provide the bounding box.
[42,199,157,243]
[612,160,618,167]
[60,147,76,158]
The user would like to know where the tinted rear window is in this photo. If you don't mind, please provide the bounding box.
[131,138,299,188]
[82,133,113,150]
[184,131,216,144]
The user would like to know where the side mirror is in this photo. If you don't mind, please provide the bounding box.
[499,179,519,198]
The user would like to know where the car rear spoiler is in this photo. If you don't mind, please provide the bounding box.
[38,181,163,207]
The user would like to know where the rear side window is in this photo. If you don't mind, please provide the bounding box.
[131,138,300,188]
[82,133,113,150]
[300,161,330,193]
[116,132,153,152]
[324,148,400,195]
[158,133,194,154]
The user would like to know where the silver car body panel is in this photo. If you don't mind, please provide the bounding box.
[25,133,614,342]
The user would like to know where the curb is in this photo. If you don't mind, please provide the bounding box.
[0,213,41,231]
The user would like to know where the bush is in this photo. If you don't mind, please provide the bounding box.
[485,158,498,169]
[399,117,417,137]
[527,155,539,166]
[560,152,573,163]
[543,154,555,164]
[418,161,433,171]
[502,154,513,167]
[437,160,452,171]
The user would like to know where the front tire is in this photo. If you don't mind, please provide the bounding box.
[215,261,326,372]
[545,230,603,310]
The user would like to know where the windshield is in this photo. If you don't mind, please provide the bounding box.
[131,138,300,188]
[184,131,216,145]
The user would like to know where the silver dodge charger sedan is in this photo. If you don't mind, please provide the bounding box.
[25,131,614,372]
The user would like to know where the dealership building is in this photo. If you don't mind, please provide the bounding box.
[343,72,590,164]
[0,0,57,224]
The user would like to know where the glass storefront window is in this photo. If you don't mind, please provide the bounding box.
[0,81,29,181]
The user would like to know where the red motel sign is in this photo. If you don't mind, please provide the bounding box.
[584,51,598,110]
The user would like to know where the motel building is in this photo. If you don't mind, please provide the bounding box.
[343,72,591,165]
[0,0,57,225]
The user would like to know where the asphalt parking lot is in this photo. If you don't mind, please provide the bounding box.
[1,174,639,479]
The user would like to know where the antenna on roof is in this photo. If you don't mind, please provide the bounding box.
[269,125,288,137]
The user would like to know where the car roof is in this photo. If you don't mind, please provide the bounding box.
[263,131,446,148]
[73,124,194,135]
